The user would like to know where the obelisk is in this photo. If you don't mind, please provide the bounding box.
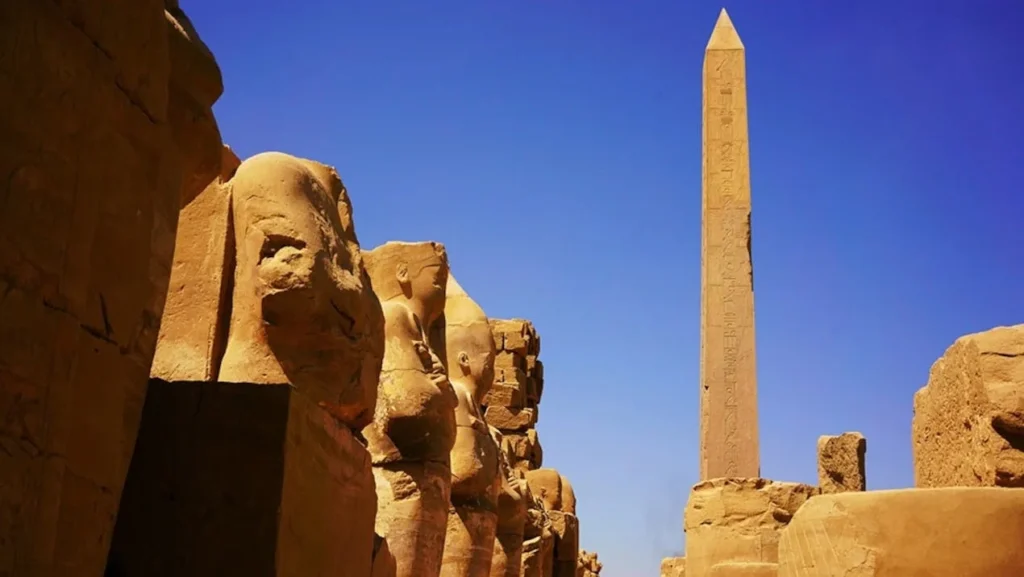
[699,8,759,480]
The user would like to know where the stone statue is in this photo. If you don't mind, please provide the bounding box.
[490,428,530,576]
[520,482,556,577]
[363,241,459,577]
[436,275,502,577]
[109,152,385,577]
[489,427,529,577]
[526,469,580,577]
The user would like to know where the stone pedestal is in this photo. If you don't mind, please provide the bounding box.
[108,381,377,577]
[683,478,818,577]
[778,488,1024,577]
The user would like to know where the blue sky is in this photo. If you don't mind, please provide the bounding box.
[185,1,1024,574]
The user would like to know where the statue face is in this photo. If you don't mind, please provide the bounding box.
[230,153,383,427]
[404,248,448,324]
[460,341,495,400]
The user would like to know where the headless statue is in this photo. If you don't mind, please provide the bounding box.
[363,242,459,577]
[488,428,529,577]
[525,469,580,577]
[520,481,555,577]
[109,152,384,577]
[435,275,502,577]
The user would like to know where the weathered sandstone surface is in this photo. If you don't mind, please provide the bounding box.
[913,325,1024,488]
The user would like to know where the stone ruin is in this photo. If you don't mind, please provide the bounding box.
[5,3,1024,577]
[578,550,603,577]
[658,8,1024,577]
[0,2,604,576]
[482,319,587,577]
[486,319,545,473]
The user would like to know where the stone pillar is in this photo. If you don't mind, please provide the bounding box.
[486,319,555,577]
[683,478,818,577]
[486,319,544,472]
[778,488,1024,576]
[0,2,223,575]
[817,432,867,493]
[699,7,760,481]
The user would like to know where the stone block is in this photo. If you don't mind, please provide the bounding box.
[486,381,527,409]
[490,319,533,355]
[486,405,537,432]
[817,432,866,493]
[495,350,527,373]
[913,325,1024,487]
[684,478,818,577]
[661,556,686,577]
[709,562,777,576]
[108,381,377,577]
[505,430,543,470]
[778,488,1024,577]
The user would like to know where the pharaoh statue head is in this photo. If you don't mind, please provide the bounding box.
[363,241,449,327]
[442,274,497,406]
[361,242,459,464]
[154,151,385,430]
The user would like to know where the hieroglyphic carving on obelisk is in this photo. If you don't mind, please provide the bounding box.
[699,8,760,480]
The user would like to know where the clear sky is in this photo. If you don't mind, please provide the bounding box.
[184,1,1024,574]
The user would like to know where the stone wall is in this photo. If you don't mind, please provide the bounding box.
[0,1,223,575]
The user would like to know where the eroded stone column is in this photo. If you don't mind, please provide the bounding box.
[817,432,867,493]
[486,319,543,472]
[700,7,759,480]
